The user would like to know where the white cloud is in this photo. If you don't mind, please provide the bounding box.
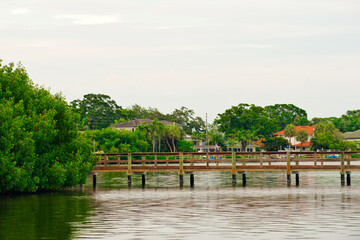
[11,8,30,15]
[54,14,120,25]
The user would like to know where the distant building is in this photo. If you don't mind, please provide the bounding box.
[342,130,360,141]
[110,119,182,131]
[274,125,315,151]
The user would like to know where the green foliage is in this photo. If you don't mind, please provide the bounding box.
[296,129,309,146]
[214,103,279,139]
[263,137,289,151]
[310,110,360,133]
[71,93,122,130]
[310,122,357,151]
[0,61,96,193]
[264,104,308,129]
[176,140,195,152]
[121,105,205,135]
[84,128,151,153]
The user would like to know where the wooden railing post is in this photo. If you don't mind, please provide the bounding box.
[232,152,237,185]
[314,153,317,166]
[127,153,132,186]
[142,156,145,166]
[117,155,120,167]
[154,154,158,167]
[260,152,263,167]
[340,152,345,186]
[179,152,184,187]
[287,151,291,186]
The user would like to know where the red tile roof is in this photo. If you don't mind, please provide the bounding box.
[292,141,312,147]
[274,126,314,136]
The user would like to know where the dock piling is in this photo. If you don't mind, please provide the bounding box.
[190,173,194,188]
[346,171,351,186]
[142,173,146,188]
[93,174,97,189]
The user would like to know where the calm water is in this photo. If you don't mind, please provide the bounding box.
[1,171,360,239]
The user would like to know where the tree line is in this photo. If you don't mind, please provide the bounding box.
[71,95,360,153]
[1,60,359,192]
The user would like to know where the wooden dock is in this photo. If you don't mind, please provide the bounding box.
[92,151,360,187]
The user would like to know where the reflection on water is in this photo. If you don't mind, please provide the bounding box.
[1,172,360,239]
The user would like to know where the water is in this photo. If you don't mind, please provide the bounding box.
[1,171,360,239]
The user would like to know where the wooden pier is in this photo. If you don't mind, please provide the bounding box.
[91,151,360,187]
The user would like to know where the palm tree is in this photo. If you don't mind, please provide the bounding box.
[284,124,296,149]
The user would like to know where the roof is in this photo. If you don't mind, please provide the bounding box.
[110,119,183,128]
[274,125,314,136]
[252,139,265,147]
[292,141,312,147]
[342,130,360,140]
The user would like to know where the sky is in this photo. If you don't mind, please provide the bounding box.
[1,0,360,123]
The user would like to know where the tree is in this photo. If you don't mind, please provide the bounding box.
[263,137,289,151]
[71,94,122,130]
[295,129,309,150]
[310,122,357,151]
[214,103,279,139]
[0,61,96,192]
[165,124,182,152]
[284,124,296,147]
[264,104,308,129]
[177,140,195,152]
[84,127,150,153]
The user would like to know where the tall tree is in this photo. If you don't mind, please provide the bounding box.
[295,129,309,150]
[310,122,357,151]
[71,94,122,130]
[264,104,308,129]
[214,103,278,139]
[0,61,96,192]
[284,124,296,147]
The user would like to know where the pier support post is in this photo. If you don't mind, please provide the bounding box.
[242,173,246,187]
[232,152,237,186]
[93,174,97,189]
[346,171,351,186]
[179,152,184,187]
[128,175,132,187]
[127,153,132,187]
[340,152,345,186]
[179,174,184,187]
[142,173,146,188]
[292,171,299,186]
[296,172,299,186]
[287,151,291,186]
[190,173,194,188]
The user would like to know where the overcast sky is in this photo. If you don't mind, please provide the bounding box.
[1,0,359,122]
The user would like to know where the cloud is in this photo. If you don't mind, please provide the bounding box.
[54,14,120,25]
[11,8,30,15]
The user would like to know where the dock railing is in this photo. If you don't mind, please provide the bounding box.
[92,151,360,187]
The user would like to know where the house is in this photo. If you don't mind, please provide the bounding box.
[342,130,360,141]
[274,125,315,151]
[110,119,183,131]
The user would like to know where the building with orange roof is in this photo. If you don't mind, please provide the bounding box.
[274,125,315,151]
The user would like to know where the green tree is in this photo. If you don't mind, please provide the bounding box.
[295,129,309,150]
[84,128,150,153]
[310,122,356,151]
[0,61,96,192]
[177,140,195,152]
[214,103,278,139]
[71,94,122,130]
[264,104,308,129]
[165,124,182,152]
[263,137,289,151]
[284,124,296,147]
